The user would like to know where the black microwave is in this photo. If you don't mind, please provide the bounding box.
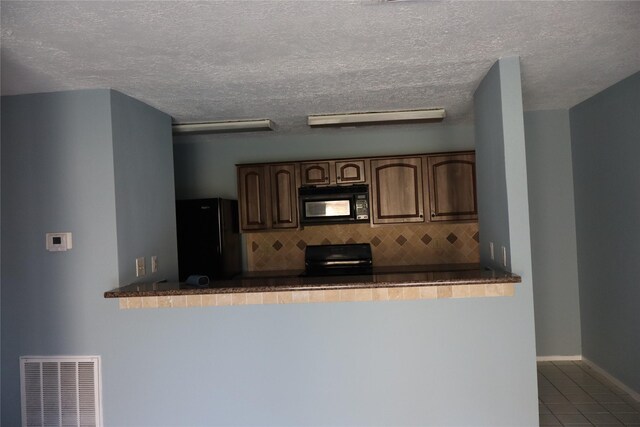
[299,184,370,225]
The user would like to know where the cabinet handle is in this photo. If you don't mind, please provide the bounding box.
[431,212,435,217]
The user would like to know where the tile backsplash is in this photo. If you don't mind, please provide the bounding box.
[245,222,479,271]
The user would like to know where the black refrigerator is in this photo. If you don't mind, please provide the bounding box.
[175,198,242,282]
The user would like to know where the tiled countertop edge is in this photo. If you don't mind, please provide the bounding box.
[116,282,517,310]
[105,274,521,298]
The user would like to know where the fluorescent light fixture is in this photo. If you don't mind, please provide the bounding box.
[308,108,446,127]
[172,119,275,135]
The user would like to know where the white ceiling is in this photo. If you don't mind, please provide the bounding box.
[1,1,639,134]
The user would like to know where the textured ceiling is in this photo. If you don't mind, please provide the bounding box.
[1,1,639,134]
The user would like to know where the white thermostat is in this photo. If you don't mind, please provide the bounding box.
[46,232,73,251]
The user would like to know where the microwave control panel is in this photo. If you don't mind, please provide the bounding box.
[355,195,369,220]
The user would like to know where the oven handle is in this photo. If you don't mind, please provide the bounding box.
[317,260,371,266]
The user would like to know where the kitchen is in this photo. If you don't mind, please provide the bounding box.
[2,2,639,426]
[111,135,520,303]
[110,143,520,305]
[3,58,537,426]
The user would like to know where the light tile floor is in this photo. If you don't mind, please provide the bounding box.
[539,361,640,426]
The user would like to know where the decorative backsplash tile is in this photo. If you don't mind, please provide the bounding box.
[245,222,480,271]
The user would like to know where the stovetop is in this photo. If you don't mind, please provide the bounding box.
[304,243,373,277]
[299,266,373,277]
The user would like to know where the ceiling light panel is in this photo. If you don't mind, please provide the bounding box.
[172,119,275,135]
[307,109,446,127]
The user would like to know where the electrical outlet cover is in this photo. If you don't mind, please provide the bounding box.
[136,257,146,277]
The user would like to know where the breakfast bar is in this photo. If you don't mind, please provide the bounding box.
[105,263,521,309]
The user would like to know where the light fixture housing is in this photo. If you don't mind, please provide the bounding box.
[172,119,275,135]
[307,108,446,128]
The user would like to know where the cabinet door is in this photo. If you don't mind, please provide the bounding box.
[427,153,477,221]
[237,166,269,231]
[371,157,424,224]
[270,164,299,229]
[336,160,366,184]
[300,162,331,186]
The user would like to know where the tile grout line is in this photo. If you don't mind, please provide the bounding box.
[538,365,575,425]
[570,361,638,426]
[539,360,640,426]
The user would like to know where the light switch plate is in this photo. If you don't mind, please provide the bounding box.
[46,232,73,251]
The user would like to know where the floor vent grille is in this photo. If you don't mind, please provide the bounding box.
[20,356,102,427]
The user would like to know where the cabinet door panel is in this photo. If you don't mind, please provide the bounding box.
[427,154,477,221]
[371,157,424,224]
[270,164,298,229]
[300,162,331,186]
[238,166,268,230]
[336,160,366,184]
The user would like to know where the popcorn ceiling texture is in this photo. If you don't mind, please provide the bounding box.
[245,222,479,271]
[1,2,639,134]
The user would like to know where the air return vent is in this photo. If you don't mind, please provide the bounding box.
[20,356,103,427]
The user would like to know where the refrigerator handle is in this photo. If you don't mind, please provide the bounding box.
[218,201,224,255]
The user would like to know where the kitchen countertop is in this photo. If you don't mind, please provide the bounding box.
[104,264,521,298]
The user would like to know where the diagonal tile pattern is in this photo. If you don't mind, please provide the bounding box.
[244,222,480,271]
[538,361,640,426]
[421,233,433,245]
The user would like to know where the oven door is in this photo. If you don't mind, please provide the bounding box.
[300,197,355,224]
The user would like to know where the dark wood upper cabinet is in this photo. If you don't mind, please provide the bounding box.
[269,164,299,229]
[336,160,366,184]
[300,162,331,186]
[238,151,477,231]
[426,153,477,222]
[370,157,424,224]
[237,165,269,230]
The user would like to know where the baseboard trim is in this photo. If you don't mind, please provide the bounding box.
[536,355,582,361]
[581,357,640,402]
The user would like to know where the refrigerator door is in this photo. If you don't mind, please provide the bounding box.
[176,198,242,282]
[176,198,222,282]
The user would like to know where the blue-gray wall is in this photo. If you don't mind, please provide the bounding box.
[570,71,640,392]
[174,124,474,199]
[2,85,539,425]
[474,61,511,272]
[0,89,178,425]
[474,57,539,424]
[0,79,3,424]
[110,90,179,284]
[1,90,121,424]
[524,110,582,357]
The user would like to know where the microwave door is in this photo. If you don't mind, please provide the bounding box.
[304,199,351,218]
